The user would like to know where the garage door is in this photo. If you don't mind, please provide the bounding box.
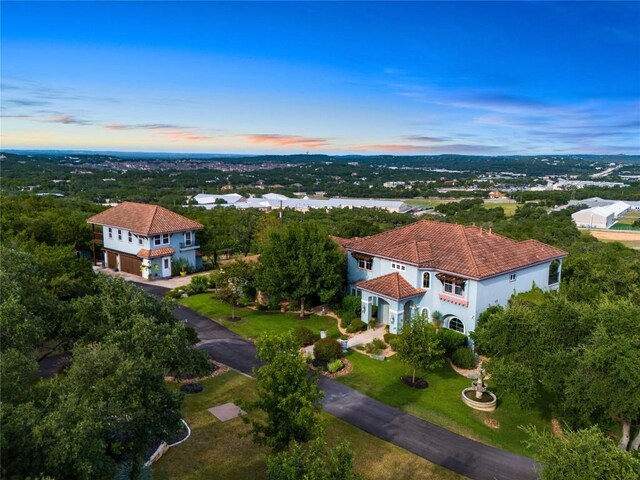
[106,250,117,269]
[119,253,142,276]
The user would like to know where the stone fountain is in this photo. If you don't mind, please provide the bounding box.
[461,369,497,412]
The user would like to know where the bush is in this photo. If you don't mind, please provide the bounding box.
[346,318,367,333]
[171,258,194,276]
[364,338,387,355]
[256,303,269,311]
[187,274,209,295]
[327,359,344,373]
[293,326,318,347]
[340,295,361,316]
[383,332,399,350]
[207,271,220,288]
[438,329,467,355]
[340,311,356,329]
[166,288,184,299]
[185,326,200,345]
[451,347,476,369]
[313,338,342,363]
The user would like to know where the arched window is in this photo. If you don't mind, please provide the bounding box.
[448,317,465,334]
[421,307,430,321]
[422,272,431,289]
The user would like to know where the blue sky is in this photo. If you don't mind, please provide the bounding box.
[1,1,639,154]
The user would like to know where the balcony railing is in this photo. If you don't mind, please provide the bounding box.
[179,241,200,250]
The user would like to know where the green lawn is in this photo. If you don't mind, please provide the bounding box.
[337,352,551,456]
[404,198,519,217]
[180,294,341,340]
[483,201,519,216]
[153,372,462,480]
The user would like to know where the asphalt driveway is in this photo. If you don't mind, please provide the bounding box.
[136,282,539,480]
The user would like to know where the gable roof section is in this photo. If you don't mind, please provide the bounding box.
[356,272,426,301]
[347,220,567,279]
[137,247,175,259]
[87,202,203,235]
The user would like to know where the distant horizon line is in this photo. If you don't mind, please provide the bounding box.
[2,148,638,159]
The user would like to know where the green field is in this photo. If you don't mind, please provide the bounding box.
[153,372,462,480]
[404,198,520,217]
[337,352,549,456]
[180,295,341,339]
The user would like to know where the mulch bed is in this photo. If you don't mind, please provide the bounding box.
[401,375,429,389]
[309,358,352,379]
[165,360,229,383]
[180,383,204,394]
[226,316,242,322]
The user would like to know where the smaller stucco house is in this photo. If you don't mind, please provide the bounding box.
[341,220,567,336]
[87,202,203,279]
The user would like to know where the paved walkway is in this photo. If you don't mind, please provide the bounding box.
[96,266,207,289]
[135,282,538,480]
[347,325,386,349]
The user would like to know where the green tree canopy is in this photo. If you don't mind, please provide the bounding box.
[257,221,345,317]
[243,332,324,451]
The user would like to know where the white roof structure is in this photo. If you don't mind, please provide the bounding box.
[192,193,245,205]
[189,193,411,213]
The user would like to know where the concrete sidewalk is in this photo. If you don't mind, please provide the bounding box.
[95,266,208,289]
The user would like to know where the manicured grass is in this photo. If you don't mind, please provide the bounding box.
[180,294,341,340]
[153,372,462,480]
[337,352,551,457]
[483,201,519,216]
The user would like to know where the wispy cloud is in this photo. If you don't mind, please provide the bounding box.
[47,114,93,125]
[105,123,190,131]
[242,134,329,148]
[153,130,213,142]
[349,143,501,154]
[402,135,450,143]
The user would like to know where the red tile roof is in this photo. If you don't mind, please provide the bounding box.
[356,273,426,301]
[137,247,175,259]
[347,220,567,279]
[330,236,353,251]
[87,202,203,235]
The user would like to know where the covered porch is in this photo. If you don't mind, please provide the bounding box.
[355,272,426,334]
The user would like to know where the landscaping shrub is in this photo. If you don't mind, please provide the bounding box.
[340,311,356,329]
[346,319,367,333]
[187,275,209,295]
[166,288,183,299]
[313,338,342,363]
[207,271,219,288]
[438,329,467,355]
[451,347,476,369]
[340,295,361,316]
[365,338,386,355]
[327,359,344,374]
[185,326,200,345]
[256,303,269,311]
[171,258,194,276]
[383,332,399,350]
[293,326,318,347]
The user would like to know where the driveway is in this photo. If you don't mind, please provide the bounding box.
[135,282,539,480]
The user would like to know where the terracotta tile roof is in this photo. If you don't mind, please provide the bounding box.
[330,236,353,251]
[347,220,567,279]
[137,247,175,259]
[356,273,426,301]
[87,202,203,235]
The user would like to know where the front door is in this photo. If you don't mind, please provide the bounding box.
[162,257,172,277]
[378,299,389,325]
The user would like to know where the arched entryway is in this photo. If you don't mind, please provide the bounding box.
[403,300,416,323]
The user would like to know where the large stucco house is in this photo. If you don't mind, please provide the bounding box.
[87,202,203,279]
[340,220,567,336]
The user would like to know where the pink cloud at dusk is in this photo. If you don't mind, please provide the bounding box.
[242,134,328,148]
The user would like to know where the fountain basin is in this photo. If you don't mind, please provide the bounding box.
[461,388,497,412]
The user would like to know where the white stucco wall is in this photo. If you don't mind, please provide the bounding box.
[348,250,563,336]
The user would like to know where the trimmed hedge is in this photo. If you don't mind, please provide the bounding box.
[438,329,467,355]
[293,326,318,347]
[313,338,342,363]
[451,347,476,369]
[327,359,344,373]
[346,318,367,333]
